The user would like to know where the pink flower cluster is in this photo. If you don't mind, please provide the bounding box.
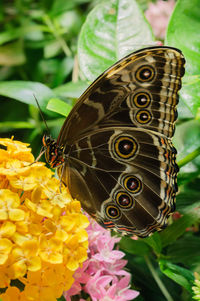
[145,0,175,39]
[64,216,139,301]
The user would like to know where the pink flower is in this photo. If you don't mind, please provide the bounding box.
[93,237,125,263]
[86,273,139,301]
[145,0,175,39]
[103,259,129,276]
[64,261,90,300]
[85,270,114,300]
[64,214,139,300]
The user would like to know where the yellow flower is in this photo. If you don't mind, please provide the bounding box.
[8,163,50,191]
[0,221,16,238]
[65,245,88,271]
[39,234,63,264]
[21,263,74,301]
[0,137,89,301]
[0,189,25,221]
[0,286,27,301]
[0,238,13,264]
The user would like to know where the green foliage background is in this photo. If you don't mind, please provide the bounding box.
[0,0,200,300]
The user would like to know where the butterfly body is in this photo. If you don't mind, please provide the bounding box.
[43,46,185,237]
[42,135,65,168]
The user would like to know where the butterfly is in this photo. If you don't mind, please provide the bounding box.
[42,46,185,237]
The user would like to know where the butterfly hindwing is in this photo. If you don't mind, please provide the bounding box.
[58,126,178,237]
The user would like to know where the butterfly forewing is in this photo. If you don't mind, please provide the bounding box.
[52,46,185,237]
[57,46,184,145]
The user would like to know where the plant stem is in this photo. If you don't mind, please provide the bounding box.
[43,15,71,57]
[178,146,200,168]
[144,255,173,301]
[72,55,79,82]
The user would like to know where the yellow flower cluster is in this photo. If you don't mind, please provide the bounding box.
[0,138,89,301]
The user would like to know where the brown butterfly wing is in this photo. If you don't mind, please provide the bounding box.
[57,46,185,145]
[60,127,178,237]
[57,46,185,237]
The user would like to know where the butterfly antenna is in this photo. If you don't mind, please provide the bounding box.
[33,94,50,134]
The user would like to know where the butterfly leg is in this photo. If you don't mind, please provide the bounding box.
[58,162,67,192]
[29,147,46,166]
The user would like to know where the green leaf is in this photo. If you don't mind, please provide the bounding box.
[143,232,162,254]
[0,121,34,131]
[54,81,89,98]
[176,190,200,213]
[125,254,179,301]
[44,40,62,59]
[0,24,45,45]
[0,40,26,66]
[55,10,83,37]
[174,120,200,172]
[119,236,150,256]
[166,0,200,116]
[78,0,154,81]
[159,260,194,292]
[160,211,200,248]
[167,235,200,265]
[177,171,200,187]
[0,81,56,115]
[0,28,24,45]
[177,96,194,120]
[51,0,90,16]
[46,98,72,117]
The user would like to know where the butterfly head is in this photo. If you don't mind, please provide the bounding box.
[42,134,65,168]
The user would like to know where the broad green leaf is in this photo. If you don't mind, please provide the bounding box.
[0,40,25,66]
[143,232,162,254]
[78,0,154,81]
[54,81,89,98]
[119,236,150,256]
[167,235,200,265]
[159,260,194,292]
[160,211,200,248]
[0,81,56,115]
[166,0,200,116]
[47,98,72,117]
